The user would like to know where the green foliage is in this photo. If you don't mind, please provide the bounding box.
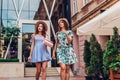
[2,27,20,51]
[103,26,120,77]
[83,40,91,74]
[103,40,117,77]
[84,34,103,78]
[88,34,103,77]
[0,58,19,62]
[109,56,120,71]
[2,27,20,39]
[0,21,20,58]
[112,27,120,49]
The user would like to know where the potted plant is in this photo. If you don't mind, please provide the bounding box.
[0,21,24,78]
[103,40,117,79]
[83,40,91,80]
[89,34,103,80]
[103,27,120,79]
[1,23,20,59]
[84,34,103,80]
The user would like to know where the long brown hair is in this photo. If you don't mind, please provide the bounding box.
[35,21,48,37]
[58,20,69,31]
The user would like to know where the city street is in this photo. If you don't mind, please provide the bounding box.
[0,76,85,80]
[1,0,120,80]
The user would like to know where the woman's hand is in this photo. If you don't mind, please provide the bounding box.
[28,56,31,62]
[52,53,56,60]
[62,30,73,44]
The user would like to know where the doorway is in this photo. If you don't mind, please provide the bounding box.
[18,20,51,67]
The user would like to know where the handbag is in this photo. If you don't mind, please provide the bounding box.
[43,38,53,47]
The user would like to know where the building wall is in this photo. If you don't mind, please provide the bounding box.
[72,31,79,71]
[70,0,119,76]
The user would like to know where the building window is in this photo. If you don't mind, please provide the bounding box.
[73,0,78,15]
[83,0,89,5]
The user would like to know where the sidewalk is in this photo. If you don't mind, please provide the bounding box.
[0,76,85,80]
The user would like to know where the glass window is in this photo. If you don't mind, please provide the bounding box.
[7,19,17,27]
[20,11,29,19]
[83,0,89,5]
[22,24,35,33]
[2,19,16,27]
[30,12,35,20]
[15,0,19,10]
[8,0,15,10]
[3,0,8,9]
[73,0,78,15]
[9,20,17,27]
[2,10,8,19]
[8,10,17,19]
[0,0,2,10]
[30,0,40,11]
[22,0,29,11]
[2,20,8,27]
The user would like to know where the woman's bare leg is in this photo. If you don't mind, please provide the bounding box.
[59,63,66,80]
[41,61,48,80]
[36,62,42,80]
[65,65,70,80]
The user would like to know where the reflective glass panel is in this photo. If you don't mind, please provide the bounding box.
[3,0,7,9]
[8,0,15,10]
[22,24,35,33]
[8,10,17,19]
[20,11,29,19]
[2,10,8,19]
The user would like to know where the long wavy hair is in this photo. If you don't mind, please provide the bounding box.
[35,21,48,37]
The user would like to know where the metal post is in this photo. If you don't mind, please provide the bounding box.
[42,0,56,38]
[0,0,3,31]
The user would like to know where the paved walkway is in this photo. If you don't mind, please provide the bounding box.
[0,76,85,80]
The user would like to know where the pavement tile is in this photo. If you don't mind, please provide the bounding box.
[0,76,85,80]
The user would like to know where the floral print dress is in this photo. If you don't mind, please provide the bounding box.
[56,30,78,64]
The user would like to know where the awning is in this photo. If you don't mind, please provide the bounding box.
[77,1,120,35]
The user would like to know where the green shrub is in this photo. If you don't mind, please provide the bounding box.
[103,27,120,78]
[0,58,19,62]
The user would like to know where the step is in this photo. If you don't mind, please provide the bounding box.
[25,67,59,77]
[25,67,74,77]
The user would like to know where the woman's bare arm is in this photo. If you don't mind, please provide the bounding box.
[28,35,35,60]
[52,37,58,59]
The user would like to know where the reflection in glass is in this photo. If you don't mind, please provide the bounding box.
[22,0,29,11]
[8,0,14,10]
[1,0,41,59]
[3,0,7,9]
[2,20,7,27]
[8,11,17,19]
[2,10,8,19]
[22,24,35,33]
[20,11,29,19]
[30,12,35,20]
[30,0,40,11]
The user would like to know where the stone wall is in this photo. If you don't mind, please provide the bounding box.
[0,62,24,77]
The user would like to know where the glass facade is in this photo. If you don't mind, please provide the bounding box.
[0,0,71,64]
[0,0,40,59]
[2,0,40,27]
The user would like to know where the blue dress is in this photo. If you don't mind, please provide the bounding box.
[31,35,52,63]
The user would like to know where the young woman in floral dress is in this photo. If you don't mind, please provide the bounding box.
[52,18,78,80]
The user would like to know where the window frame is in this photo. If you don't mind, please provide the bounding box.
[73,0,78,15]
[83,0,89,6]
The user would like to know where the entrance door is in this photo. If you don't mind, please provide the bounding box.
[18,20,51,67]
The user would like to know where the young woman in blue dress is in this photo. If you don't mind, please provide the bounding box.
[52,18,78,80]
[28,21,51,80]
